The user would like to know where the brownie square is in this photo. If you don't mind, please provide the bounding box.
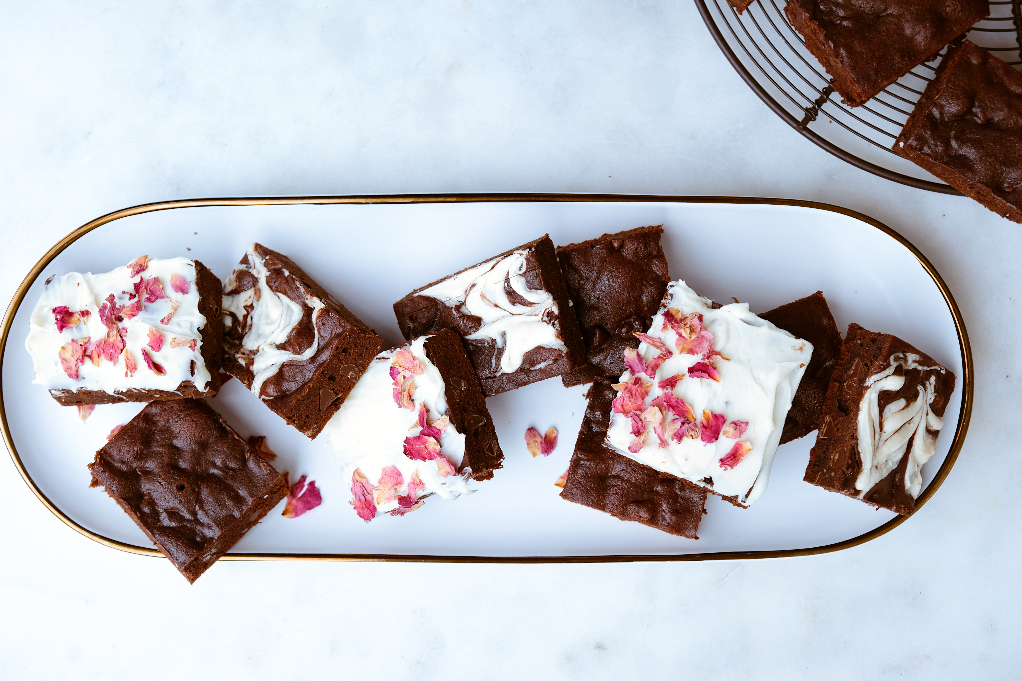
[26,257,224,405]
[223,244,382,439]
[804,324,955,515]
[785,0,988,106]
[761,291,842,444]
[556,226,671,387]
[89,399,289,583]
[560,381,707,538]
[894,41,1022,224]
[392,235,587,396]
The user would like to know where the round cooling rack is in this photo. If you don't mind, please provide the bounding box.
[695,0,1022,193]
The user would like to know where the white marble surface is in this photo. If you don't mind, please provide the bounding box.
[0,1,1017,678]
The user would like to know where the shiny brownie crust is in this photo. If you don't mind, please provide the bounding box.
[785,0,988,106]
[804,324,955,515]
[393,235,586,396]
[89,399,288,583]
[422,330,504,481]
[49,260,224,406]
[556,226,671,387]
[223,244,382,439]
[894,41,1022,223]
[560,381,707,538]
[761,291,842,444]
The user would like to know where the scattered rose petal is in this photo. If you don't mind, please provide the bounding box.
[392,349,424,376]
[124,349,137,377]
[611,376,651,415]
[700,410,726,444]
[403,433,441,460]
[141,348,166,376]
[349,469,376,521]
[554,468,569,488]
[628,412,645,437]
[127,255,151,277]
[283,474,323,519]
[106,424,124,440]
[147,327,165,352]
[246,435,277,462]
[87,335,125,366]
[52,306,84,332]
[98,294,123,332]
[657,374,683,391]
[430,415,449,434]
[160,299,181,325]
[77,404,95,422]
[435,455,458,477]
[720,441,753,470]
[642,406,668,448]
[120,299,143,320]
[628,430,649,453]
[525,427,558,457]
[622,347,647,377]
[672,419,701,443]
[169,273,189,295]
[133,275,167,304]
[722,420,749,439]
[391,471,425,516]
[374,465,404,505]
[632,333,673,376]
[688,361,720,381]
[416,403,429,429]
[169,336,196,350]
[58,338,89,380]
[651,393,695,422]
[635,332,671,356]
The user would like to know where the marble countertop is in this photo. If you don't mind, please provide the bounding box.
[1,2,1017,678]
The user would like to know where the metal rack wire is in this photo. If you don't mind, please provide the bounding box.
[695,0,1022,193]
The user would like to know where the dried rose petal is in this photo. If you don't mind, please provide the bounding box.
[52,306,84,333]
[246,435,277,462]
[628,412,645,437]
[700,410,726,444]
[392,349,424,376]
[403,433,441,460]
[127,255,151,277]
[525,427,558,457]
[622,347,646,377]
[124,349,138,377]
[349,469,376,521]
[399,379,416,410]
[642,406,668,448]
[120,299,143,320]
[554,468,569,488]
[416,403,429,429]
[657,374,683,391]
[611,376,651,415]
[147,327,165,352]
[391,471,425,516]
[160,299,181,325]
[98,294,122,332]
[635,332,671,356]
[651,392,695,422]
[430,415,449,434]
[688,361,720,381]
[77,404,95,422]
[141,348,166,376]
[169,273,189,295]
[722,420,749,439]
[435,455,458,477]
[106,424,124,440]
[282,474,322,519]
[133,276,167,304]
[628,430,649,453]
[169,336,196,350]
[671,419,701,443]
[374,465,404,505]
[58,338,89,380]
[720,441,753,470]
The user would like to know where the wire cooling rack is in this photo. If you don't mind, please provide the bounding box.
[695,0,1022,193]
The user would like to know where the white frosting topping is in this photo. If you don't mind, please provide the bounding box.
[417,249,565,374]
[855,352,946,499]
[223,244,326,398]
[317,336,471,518]
[25,257,211,393]
[604,281,812,506]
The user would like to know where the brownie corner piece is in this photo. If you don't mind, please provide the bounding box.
[559,381,707,538]
[893,41,1022,224]
[761,291,842,444]
[392,234,586,396]
[556,225,670,387]
[804,324,956,515]
[727,0,756,13]
[88,398,288,583]
[223,243,382,438]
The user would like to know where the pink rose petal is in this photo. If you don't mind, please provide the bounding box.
[688,361,720,382]
[120,299,143,320]
[611,376,651,415]
[283,474,322,519]
[391,471,425,516]
[374,465,404,505]
[634,332,671,356]
[392,349,424,376]
[651,393,695,422]
[133,276,167,304]
[348,469,376,521]
[722,420,749,439]
[657,374,683,391]
[435,455,458,477]
[622,347,647,377]
[58,338,89,380]
[141,348,166,376]
[416,403,429,429]
[403,433,441,461]
[169,273,189,295]
[700,410,726,444]
[628,412,645,437]
[554,468,569,488]
[98,294,123,333]
[127,255,151,277]
[77,404,95,422]
[642,406,668,448]
[628,430,649,453]
[246,435,277,462]
[160,299,181,325]
[52,306,85,333]
[525,427,558,457]
[124,349,137,377]
[106,424,124,440]
[147,327,165,352]
[430,415,449,434]
[720,441,753,470]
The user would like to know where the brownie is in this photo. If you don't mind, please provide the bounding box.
[894,41,1022,224]
[785,0,988,106]
[804,324,955,515]
[89,399,289,583]
[556,226,671,387]
[393,235,587,396]
[761,291,842,444]
[26,257,224,406]
[560,381,707,538]
[727,0,756,14]
[223,244,382,439]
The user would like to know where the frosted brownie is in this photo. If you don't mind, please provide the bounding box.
[560,381,707,538]
[222,244,382,439]
[894,41,1022,224]
[762,291,842,444]
[319,330,502,521]
[89,399,289,583]
[393,235,586,396]
[785,0,988,106]
[556,226,671,387]
[603,280,812,507]
[25,256,223,405]
[805,324,954,515]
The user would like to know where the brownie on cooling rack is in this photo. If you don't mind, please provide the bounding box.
[785,0,989,106]
[894,40,1022,223]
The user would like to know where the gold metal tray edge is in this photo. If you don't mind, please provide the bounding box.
[0,193,974,564]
